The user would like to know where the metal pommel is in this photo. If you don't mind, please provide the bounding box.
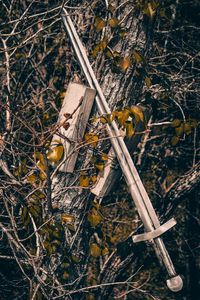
[166,275,183,292]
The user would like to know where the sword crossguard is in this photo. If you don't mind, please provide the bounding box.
[132,218,177,243]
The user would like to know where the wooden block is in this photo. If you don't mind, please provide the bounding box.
[91,106,151,197]
[52,82,95,173]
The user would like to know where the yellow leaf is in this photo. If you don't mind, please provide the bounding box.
[117,56,131,72]
[189,118,198,128]
[61,214,75,224]
[94,17,106,32]
[43,112,50,121]
[171,136,179,146]
[91,175,97,184]
[101,153,108,161]
[47,141,64,163]
[102,247,109,256]
[71,255,80,263]
[63,271,70,280]
[184,122,192,135]
[39,172,46,181]
[125,121,135,138]
[90,243,101,257]
[130,106,144,123]
[27,173,37,184]
[171,119,181,128]
[84,133,99,148]
[95,162,104,171]
[145,77,152,88]
[87,209,102,227]
[175,124,184,137]
[100,114,111,124]
[132,50,143,64]
[108,18,119,28]
[92,37,108,57]
[79,175,89,187]
[108,4,115,13]
[143,2,157,18]
[117,108,130,127]
[119,30,128,38]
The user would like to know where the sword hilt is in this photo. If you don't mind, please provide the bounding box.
[133,220,183,292]
[153,237,183,292]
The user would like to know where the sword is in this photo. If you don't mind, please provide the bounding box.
[61,8,183,292]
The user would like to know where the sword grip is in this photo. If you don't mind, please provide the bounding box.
[153,237,183,292]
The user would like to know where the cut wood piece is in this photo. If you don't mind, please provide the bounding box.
[91,105,151,197]
[52,82,95,173]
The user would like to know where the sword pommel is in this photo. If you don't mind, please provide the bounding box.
[166,275,183,292]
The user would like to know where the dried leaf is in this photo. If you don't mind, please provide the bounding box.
[117,109,130,127]
[184,122,192,135]
[119,30,128,38]
[175,124,184,137]
[130,106,144,123]
[39,172,46,181]
[91,175,97,184]
[87,209,102,227]
[132,50,143,64]
[61,214,75,224]
[171,119,181,128]
[108,17,119,28]
[143,2,157,18]
[189,118,198,128]
[47,141,64,163]
[27,173,37,184]
[84,132,99,148]
[125,121,135,138]
[95,162,104,172]
[101,153,108,161]
[117,56,131,72]
[63,271,70,280]
[108,4,115,13]
[102,247,109,256]
[171,136,179,146]
[100,114,111,124]
[79,175,89,187]
[94,17,106,32]
[145,77,152,88]
[90,243,101,257]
